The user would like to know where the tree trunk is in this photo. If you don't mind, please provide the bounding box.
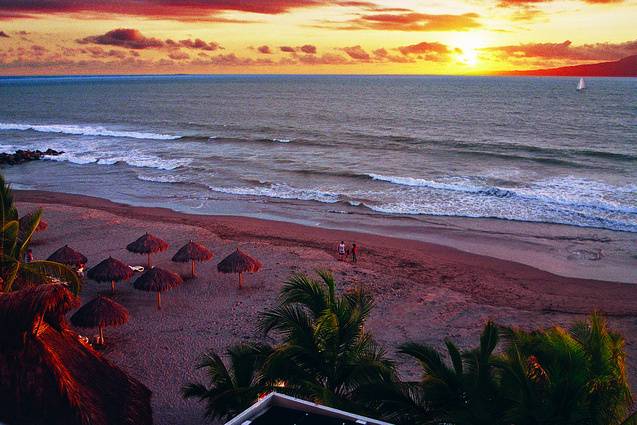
[191,260,196,278]
[239,272,243,289]
[156,292,161,310]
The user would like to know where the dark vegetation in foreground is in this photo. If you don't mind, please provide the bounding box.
[1,174,80,294]
[184,270,637,425]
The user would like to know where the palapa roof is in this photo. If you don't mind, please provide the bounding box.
[0,284,153,425]
[172,240,214,263]
[18,212,48,232]
[217,248,262,274]
[126,233,169,254]
[133,267,183,293]
[71,296,129,329]
[47,244,88,266]
[87,257,133,283]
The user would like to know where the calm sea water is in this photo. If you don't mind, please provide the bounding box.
[0,75,635,232]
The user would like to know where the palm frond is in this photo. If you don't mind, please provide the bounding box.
[0,174,18,225]
[20,260,82,295]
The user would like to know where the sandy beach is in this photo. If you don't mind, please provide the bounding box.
[15,190,637,425]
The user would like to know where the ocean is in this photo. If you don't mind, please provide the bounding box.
[1,75,635,233]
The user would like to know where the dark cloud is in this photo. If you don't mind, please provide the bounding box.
[278,44,317,54]
[340,45,370,60]
[0,0,323,21]
[257,45,272,54]
[80,29,222,53]
[299,44,317,54]
[78,28,163,49]
[0,30,9,37]
[174,38,221,51]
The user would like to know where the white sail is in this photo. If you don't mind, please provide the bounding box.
[577,78,586,91]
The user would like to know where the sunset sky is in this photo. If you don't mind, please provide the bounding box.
[0,0,635,75]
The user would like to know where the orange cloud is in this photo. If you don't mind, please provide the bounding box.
[484,39,637,61]
[323,11,481,31]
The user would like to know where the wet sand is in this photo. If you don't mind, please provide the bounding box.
[15,190,637,425]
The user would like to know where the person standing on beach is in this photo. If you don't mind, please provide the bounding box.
[352,243,358,264]
[338,241,346,261]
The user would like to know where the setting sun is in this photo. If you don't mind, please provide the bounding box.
[0,0,635,75]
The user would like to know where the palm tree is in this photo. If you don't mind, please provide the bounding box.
[182,343,272,422]
[380,321,506,425]
[500,313,633,425]
[257,270,396,414]
[0,175,81,294]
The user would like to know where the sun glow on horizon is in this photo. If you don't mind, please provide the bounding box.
[0,0,634,75]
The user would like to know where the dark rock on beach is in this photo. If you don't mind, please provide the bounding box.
[0,149,63,166]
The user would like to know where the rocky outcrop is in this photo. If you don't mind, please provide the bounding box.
[0,149,63,166]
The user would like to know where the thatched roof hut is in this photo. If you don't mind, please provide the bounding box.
[48,244,88,267]
[126,233,169,268]
[217,248,262,289]
[0,284,153,425]
[133,267,183,310]
[171,240,213,278]
[71,295,129,345]
[87,257,133,294]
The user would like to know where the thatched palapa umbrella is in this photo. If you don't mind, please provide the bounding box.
[87,257,133,294]
[19,212,48,232]
[217,248,262,289]
[71,295,129,346]
[172,240,213,278]
[0,284,153,425]
[133,267,183,310]
[126,232,169,268]
[47,244,88,267]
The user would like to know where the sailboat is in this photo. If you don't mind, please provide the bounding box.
[577,77,586,91]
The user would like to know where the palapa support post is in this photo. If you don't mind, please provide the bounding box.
[98,324,104,345]
[156,292,161,310]
[191,260,196,278]
[111,280,115,294]
[239,272,243,289]
[147,253,151,268]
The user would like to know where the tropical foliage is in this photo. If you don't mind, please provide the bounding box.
[182,343,272,422]
[183,270,396,420]
[0,174,81,294]
[185,270,636,425]
[374,313,634,425]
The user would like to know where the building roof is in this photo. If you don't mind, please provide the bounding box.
[225,392,392,425]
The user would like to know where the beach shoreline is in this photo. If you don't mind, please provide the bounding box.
[13,189,637,424]
[15,189,637,284]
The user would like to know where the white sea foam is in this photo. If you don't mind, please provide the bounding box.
[208,183,339,204]
[367,173,482,193]
[272,138,291,143]
[136,174,188,184]
[0,122,181,140]
[96,155,190,170]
